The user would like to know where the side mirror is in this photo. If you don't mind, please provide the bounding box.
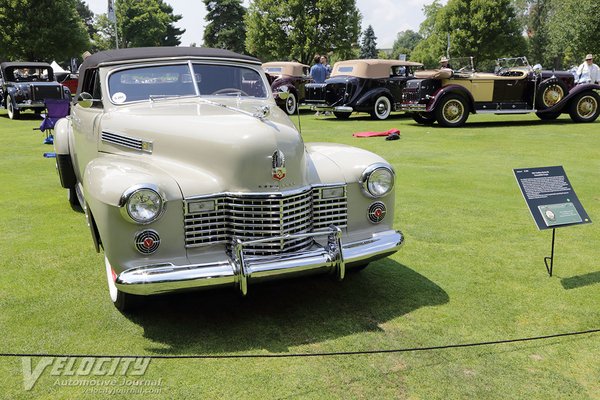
[77,92,94,108]
[275,86,289,100]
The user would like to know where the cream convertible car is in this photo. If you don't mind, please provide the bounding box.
[53,47,403,311]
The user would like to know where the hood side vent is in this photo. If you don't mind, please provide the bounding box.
[101,130,153,153]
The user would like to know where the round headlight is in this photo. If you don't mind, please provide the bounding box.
[362,165,394,198]
[125,188,163,224]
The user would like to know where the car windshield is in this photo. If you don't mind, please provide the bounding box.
[495,57,531,71]
[107,63,267,104]
[8,66,52,82]
[448,57,474,73]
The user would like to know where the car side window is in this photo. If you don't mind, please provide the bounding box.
[81,68,102,108]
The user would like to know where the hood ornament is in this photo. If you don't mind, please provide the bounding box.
[272,150,286,181]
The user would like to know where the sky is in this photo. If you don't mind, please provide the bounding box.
[86,0,436,49]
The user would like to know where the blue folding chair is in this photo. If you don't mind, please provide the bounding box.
[38,98,70,144]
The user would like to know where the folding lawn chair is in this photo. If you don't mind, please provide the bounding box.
[37,98,70,144]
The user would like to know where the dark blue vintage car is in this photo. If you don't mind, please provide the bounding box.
[1,61,71,119]
[303,59,423,120]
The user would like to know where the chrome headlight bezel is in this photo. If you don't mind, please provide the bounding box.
[360,163,395,198]
[119,184,166,224]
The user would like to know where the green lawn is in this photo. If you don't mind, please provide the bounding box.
[1,109,599,399]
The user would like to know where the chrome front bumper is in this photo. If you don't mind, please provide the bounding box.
[115,228,404,296]
[309,105,354,113]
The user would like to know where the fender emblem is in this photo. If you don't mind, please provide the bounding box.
[272,149,286,181]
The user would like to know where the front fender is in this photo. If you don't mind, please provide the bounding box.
[428,85,475,113]
[53,118,72,155]
[540,83,600,114]
[83,155,188,273]
[83,155,183,207]
[306,143,396,237]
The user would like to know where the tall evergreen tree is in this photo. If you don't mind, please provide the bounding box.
[203,0,246,53]
[359,25,378,59]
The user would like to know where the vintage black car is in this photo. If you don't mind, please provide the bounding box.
[401,57,599,127]
[0,61,71,119]
[304,59,423,120]
[263,61,312,114]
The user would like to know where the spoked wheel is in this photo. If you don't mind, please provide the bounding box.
[284,92,297,115]
[536,80,567,109]
[105,255,139,312]
[370,96,392,120]
[435,94,469,127]
[569,91,600,123]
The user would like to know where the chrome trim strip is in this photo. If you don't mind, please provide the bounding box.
[101,130,153,153]
[115,229,404,295]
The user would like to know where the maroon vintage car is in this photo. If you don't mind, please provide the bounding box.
[263,61,312,114]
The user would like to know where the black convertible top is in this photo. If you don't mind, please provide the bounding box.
[81,47,260,70]
[76,47,261,95]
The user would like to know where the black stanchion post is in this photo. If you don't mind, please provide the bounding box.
[544,228,556,277]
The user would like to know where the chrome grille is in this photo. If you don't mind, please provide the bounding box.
[185,186,347,256]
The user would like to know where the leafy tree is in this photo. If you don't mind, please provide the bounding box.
[391,30,423,60]
[359,25,378,59]
[410,0,446,66]
[0,0,89,61]
[116,0,185,48]
[75,0,96,38]
[412,0,526,68]
[92,14,117,52]
[203,0,246,53]
[245,0,361,64]
[546,0,600,68]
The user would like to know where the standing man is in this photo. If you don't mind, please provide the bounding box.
[310,54,327,83]
[576,54,600,84]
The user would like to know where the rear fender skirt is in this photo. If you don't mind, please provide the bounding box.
[428,85,475,114]
[538,83,600,114]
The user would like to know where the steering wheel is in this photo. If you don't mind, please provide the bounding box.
[496,67,509,76]
[211,88,249,96]
[458,66,469,73]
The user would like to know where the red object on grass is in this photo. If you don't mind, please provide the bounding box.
[352,128,400,137]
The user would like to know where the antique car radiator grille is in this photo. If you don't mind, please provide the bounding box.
[31,85,63,101]
[184,186,348,256]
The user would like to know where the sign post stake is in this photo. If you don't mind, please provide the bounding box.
[544,228,556,277]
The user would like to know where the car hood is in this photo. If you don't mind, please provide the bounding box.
[98,99,313,197]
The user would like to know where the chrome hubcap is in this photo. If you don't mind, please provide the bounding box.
[444,100,463,122]
[578,96,597,118]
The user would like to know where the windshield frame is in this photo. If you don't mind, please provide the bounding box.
[105,60,269,106]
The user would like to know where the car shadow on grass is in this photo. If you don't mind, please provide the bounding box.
[561,270,600,290]
[407,118,575,129]
[126,260,448,355]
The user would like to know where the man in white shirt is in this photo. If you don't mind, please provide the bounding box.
[576,54,600,84]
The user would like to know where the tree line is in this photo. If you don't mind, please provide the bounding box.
[0,0,597,70]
